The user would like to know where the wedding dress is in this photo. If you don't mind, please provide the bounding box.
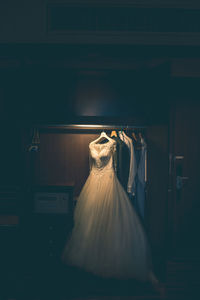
[62,135,153,281]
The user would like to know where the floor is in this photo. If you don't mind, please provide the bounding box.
[2,257,200,300]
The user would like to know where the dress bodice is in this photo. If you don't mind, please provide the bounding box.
[89,139,116,173]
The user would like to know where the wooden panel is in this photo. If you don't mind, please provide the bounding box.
[50,1,200,9]
[171,59,200,77]
[0,123,23,185]
[0,66,169,123]
[146,125,169,253]
[34,133,99,196]
[48,5,200,33]
[0,186,21,214]
[0,215,19,225]
[46,2,200,45]
[170,101,200,255]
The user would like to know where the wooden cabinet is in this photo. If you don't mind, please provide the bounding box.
[21,186,74,270]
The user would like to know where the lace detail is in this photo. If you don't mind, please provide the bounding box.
[89,139,116,172]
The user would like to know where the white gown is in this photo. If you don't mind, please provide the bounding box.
[62,138,152,281]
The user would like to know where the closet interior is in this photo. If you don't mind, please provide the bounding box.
[0,63,170,293]
[19,119,169,277]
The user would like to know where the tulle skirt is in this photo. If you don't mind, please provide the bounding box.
[62,168,152,281]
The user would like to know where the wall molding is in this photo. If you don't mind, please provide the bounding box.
[47,3,200,45]
[47,1,200,9]
[46,31,200,46]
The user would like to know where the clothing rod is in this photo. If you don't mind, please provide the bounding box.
[35,124,147,130]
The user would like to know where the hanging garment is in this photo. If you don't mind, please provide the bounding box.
[136,137,147,219]
[133,137,147,220]
[118,131,137,196]
[111,135,130,190]
[62,138,152,280]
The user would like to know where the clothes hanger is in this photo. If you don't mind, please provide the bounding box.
[121,125,126,141]
[91,130,113,145]
[117,126,123,141]
[132,131,137,142]
[139,132,143,140]
[134,130,145,149]
[111,130,117,137]
[121,126,128,137]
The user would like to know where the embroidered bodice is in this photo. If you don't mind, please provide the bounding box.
[89,139,116,173]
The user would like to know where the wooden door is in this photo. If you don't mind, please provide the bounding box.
[168,100,200,257]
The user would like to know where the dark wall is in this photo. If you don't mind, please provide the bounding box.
[0,64,170,123]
